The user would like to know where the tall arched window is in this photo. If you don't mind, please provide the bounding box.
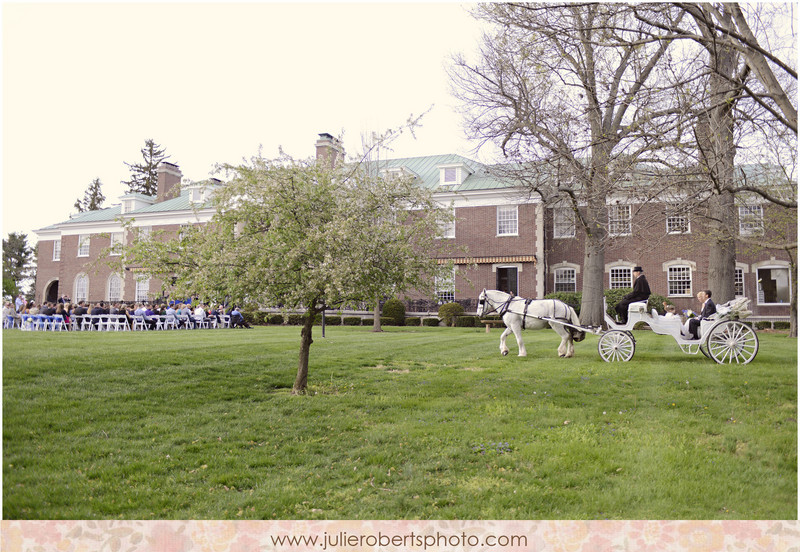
[135,276,150,302]
[108,274,122,302]
[74,274,89,303]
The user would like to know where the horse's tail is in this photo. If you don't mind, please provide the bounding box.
[568,305,585,342]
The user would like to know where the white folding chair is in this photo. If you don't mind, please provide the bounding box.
[50,315,68,331]
[194,315,209,329]
[81,316,97,331]
[106,315,125,331]
[132,315,147,331]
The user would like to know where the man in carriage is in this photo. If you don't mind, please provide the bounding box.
[614,266,651,324]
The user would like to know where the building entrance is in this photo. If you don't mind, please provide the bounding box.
[45,280,59,303]
[496,267,518,296]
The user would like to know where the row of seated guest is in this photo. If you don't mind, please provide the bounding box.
[9,299,253,330]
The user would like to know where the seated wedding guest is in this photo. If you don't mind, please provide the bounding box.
[71,301,88,329]
[3,301,20,326]
[229,306,251,328]
[177,303,197,328]
[54,302,70,328]
[193,303,208,327]
[118,304,133,329]
[165,303,185,328]
[134,303,158,330]
[207,304,223,326]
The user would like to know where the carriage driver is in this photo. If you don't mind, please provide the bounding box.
[614,266,651,324]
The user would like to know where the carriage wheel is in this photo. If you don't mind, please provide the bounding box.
[598,330,635,362]
[705,321,759,365]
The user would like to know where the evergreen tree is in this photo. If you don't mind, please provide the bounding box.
[74,177,106,212]
[122,139,170,196]
[3,232,34,298]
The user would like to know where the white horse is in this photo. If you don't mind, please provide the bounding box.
[477,289,585,358]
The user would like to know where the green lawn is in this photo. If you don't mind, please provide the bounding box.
[2,325,796,519]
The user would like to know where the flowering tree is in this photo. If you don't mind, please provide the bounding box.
[113,144,455,394]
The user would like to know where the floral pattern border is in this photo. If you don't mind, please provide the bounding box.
[2,520,799,551]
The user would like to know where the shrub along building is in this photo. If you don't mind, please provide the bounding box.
[33,134,794,324]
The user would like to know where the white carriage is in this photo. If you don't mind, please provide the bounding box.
[591,297,759,364]
[477,289,759,364]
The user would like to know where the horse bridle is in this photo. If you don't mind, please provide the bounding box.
[479,291,515,317]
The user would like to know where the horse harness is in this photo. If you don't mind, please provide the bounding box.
[485,293,572,330]
[522,298,572,330]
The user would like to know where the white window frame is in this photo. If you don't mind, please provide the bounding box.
[667,265,693,297]
[53,240,61,261]
[138,226,152,241]
[554,268,576,292]
[109,232,124,255]
[608,204,632,237]
[756,266,791,305]
[609,267,633,290]
[74,274,89,303]
[78,234,91,257]
[497,205,519,236]
[135,276,150,302]
[666,213,690,234]
[739,205,764,236]
[435,269,456,304]
[108,274,122,303]
[553,208,575,239]
[438,208,455,239]
[734,268,745,298]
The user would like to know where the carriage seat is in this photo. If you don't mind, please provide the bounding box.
[627,301,648,314]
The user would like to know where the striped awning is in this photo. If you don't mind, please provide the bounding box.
[438,255,537,265]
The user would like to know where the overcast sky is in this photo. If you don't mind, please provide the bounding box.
[3,2,495,242]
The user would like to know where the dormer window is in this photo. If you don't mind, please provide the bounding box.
[187,181,217,205]
[382,167,415,182]
[119,194,154,213]
[438,163,471,187]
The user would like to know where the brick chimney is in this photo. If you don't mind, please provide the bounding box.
[157,161,182,202]
[315,133,345,168]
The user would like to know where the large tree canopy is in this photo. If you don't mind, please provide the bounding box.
[112,146,455,394]
[452,2,796,328]
[450,2,684,325]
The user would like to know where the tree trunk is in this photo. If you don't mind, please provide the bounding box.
[372,298,383,332]
[292,309,317,395]
[707,191,737,303]
[580,234,606,327]
[697,5,740,306]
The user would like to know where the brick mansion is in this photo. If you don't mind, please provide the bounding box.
[33,134,794,323]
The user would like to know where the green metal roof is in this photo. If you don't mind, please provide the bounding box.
[373,154,514,191]
[40,188,215,230]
